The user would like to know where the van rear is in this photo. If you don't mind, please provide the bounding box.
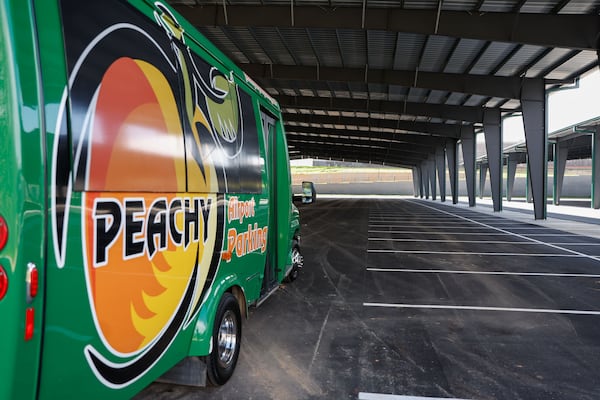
[0,1,46,399]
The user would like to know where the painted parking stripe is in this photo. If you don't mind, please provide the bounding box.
[366,268,600,278]
[368,230,512,235]
[369,230,516,236]
[363,303,600,316]
[408,200,600,262]
[368,238,534,244]
[367,250,580,257]
[358,393,470,400]
[368,230,586,237]
[369,224,496,228]
[369,219,527,226]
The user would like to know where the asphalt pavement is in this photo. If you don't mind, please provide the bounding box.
[136,197,600,400]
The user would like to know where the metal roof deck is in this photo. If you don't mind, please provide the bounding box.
[168,0,600,167]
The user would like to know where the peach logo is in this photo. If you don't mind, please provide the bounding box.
[77,51,222,387]
[84,194,216,355]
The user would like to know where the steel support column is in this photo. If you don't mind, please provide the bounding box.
[521,78,547,219]
[593,127,600,209]
[429,156,437,200]
[526,157,533,203]
[422,161,430,199]
[553,141,569,205]
[483,109,503,211]
[479,163,488,199]
[436,146,446,202]
[506,156,518,201]
[461,125,476,207]
[446,139,458,204]
[412,167,422,198]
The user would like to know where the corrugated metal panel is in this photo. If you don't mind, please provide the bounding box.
[294,0,331,5]
[393,33,426,70]
[495,45,546,76]
[443,39,487,73]
[442,0,480,10]
[347,82,369,98]
[367,30,396,69]
[298,88,315,96]
[544,50,597,80]
[519,0,555,13]
[463,95,488,107]
[388,84,407,101]
[407,87,429,103]
[484,98,507,109]
[403,0,439,9]
[525,48,575,78]
[337,29,367,68]
[419,36,456,72]
[445,92,469,105]
[478,0,517,12]
[368,83,389,100]
[223,27,271,64]
[469,42,517,74]
[559,0,600,13]
[426,90,450,103]
[282,87,299,96]
[251,27,295,65]
[497,99,521,110]
[278,28,319,66]
[198,27,250,64]
[306,28,343,67]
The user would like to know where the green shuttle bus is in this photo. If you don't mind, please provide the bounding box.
[0,0,311,398]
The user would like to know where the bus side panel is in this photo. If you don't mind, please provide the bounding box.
[275,119,293,281]
[0,1,46,399]
[35,0,272,397]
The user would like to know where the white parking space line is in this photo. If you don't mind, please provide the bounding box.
[363,303,600,316]
[369,219,527,226]
[368,230,586,239]
[367,250,582,257]
[370,224,496,229]
[549,242,600,246]
[370,224,555,230]
[407,201,600,263]
[366,268,600,278]
[358,393,471,400]
[368,238,534,244]
[368,230,515,236]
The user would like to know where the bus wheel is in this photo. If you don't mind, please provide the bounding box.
[207,292,241,386]
[286,241,303,282]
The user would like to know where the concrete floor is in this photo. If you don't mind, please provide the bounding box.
[136,197,600,400]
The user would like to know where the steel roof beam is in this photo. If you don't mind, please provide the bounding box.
[285,126,446,147]
[283,113,464,138]
[276,95,486,123]
[287,136,434,157]
[174,5,600,50]
[244,63,546,99]
[288,143,426,166]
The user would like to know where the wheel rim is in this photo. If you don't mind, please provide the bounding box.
[217,310,238,368]
[291,247,303,268]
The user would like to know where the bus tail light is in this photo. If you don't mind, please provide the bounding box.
[0,214,7,250]
[26,263,38,301]
[25,308,35,341]
[0,266,7,300]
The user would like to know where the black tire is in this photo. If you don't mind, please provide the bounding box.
[286,241,303,282]
[206,292,241,386]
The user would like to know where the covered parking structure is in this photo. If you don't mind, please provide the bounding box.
[475,116,600,209]
[168,0,600,219]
